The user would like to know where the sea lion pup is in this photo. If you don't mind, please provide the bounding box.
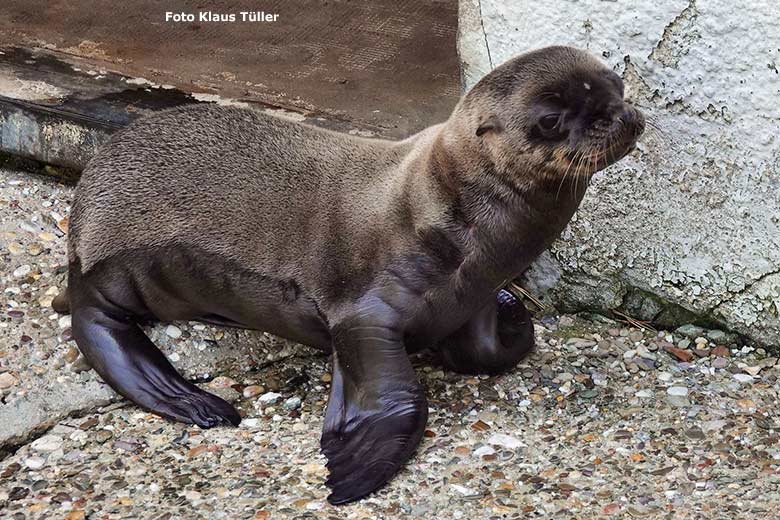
[57,46,644,503]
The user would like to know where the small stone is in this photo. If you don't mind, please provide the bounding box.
[762,357,778,368]
[471,420,491,431]
[80,418,99,430]
[243,385,265,398]
[743,366,762,376]
[58,315,72,329]
[188,445,209,459]
[71,356,92,373]
[657,372,672,382]
[558,316,574,327]
[27,243,43,256]
[13,264,31,278]
[675,324,705,338]
[663,345,693,362]
[320,373,332,383]
[95,430,113,443]
[31,434,63,453]
[591,371,608,387]
[628,330,644,342]
[24,456,46,470]
[208,376,237,389]
[706,330,729,342]
[694,337,708,345]
[165,325,182,338]
[241,418,260,428]
[8,486,29,501]
[451,484,478,496]
[64,346,80,363]
[487,433,525,449]
[711,346,730,357]
[257,392,282,405]
[1,462,21,478]
[702,419,727,433]
[712,357,729,369]
[685,427,705,440]
[733,373,754,384]
[635,389,653,398]
[635,358,657,371]
[623,350,637,360]
[0,372,19,389]
[636,345,655,360]
[115,439,141,452]
[473,445,496,457]
[7,242,24,254]
[677,339,691,349]
[283,396,302,410]
[57,216,69,233]
[666,386,689,407]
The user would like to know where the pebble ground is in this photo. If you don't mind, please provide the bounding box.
[1,166,779,519]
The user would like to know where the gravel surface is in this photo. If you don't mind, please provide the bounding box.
[2,167,779,519]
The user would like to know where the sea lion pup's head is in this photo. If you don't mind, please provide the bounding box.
[450,46,645,193]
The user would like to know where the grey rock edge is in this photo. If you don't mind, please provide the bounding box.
[0,46,389,172]
[457,0,779,349]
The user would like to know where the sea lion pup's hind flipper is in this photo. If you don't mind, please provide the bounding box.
[321,301,428,505]
[439,289,535,375]
[68,270,240,428]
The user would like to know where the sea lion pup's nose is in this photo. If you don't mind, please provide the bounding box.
[614,105,646,139]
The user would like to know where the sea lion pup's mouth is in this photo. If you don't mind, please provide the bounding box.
[558,104,646,177]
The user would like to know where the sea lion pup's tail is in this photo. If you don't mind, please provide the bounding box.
[51,288,70,314]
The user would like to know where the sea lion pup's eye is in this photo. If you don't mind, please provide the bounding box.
[533,112,566,140]
[538,113,561,132]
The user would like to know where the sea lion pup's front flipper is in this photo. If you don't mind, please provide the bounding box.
[321,300,428,505]
[439,289,535,375]
[68,270,240,428]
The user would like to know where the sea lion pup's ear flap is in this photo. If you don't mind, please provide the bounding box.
[476,114,504,136]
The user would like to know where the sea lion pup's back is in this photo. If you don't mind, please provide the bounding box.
[68,104,403,274]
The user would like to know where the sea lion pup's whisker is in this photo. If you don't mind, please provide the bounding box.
[573,148,591,199]
[642,116,678,149]
[58,45,644,505]
[556,148,580,200]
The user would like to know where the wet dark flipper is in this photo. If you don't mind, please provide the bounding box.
[439,289,534,375]
[321,305,428,505]
[71,304,241,428]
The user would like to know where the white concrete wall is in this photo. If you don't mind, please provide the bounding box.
[458,0,780,346]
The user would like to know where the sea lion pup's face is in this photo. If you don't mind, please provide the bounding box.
[462,46,645,190]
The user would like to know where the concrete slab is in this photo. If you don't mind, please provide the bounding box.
[1,0,460,140]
